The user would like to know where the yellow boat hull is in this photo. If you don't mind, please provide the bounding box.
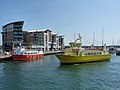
[56,54,111,64]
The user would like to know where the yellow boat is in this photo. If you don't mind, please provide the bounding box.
[56,34,111,64]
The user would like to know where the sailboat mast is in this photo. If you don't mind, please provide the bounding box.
[74,33,75,41]
[93,31,95,46]
[102,28,104,47]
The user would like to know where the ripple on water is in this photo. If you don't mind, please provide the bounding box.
[0,55,120,90]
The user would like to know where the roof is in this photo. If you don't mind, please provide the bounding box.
[3,21,24,27]
[52,33,57,35]
[28,29,52,32]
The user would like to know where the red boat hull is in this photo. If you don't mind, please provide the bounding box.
[12,54,44,61]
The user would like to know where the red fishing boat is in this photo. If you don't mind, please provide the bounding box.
[12,47,44,61]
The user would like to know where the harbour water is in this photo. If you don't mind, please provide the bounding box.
[0,54,120,90]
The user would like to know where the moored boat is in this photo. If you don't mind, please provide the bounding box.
[116,50,120,56]
[56,34,111,64]
[12,47,44,61]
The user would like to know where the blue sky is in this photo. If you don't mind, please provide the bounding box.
[1,0,120,45]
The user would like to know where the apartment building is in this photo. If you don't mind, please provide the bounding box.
[1,21,24,51]
[23,30,64,51]
[58,35,64,51]
[25,29,52,51]
[51,34,64,51]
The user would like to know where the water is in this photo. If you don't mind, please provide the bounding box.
[0,54,120,90]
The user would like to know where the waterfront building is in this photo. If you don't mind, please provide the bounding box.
[25,29,52,51]
[24,30,64,51]
[58,35,64,51]
[51,33,58,50]
[1,21,64,52]
[1,21,24,51]
[51,34,64,51]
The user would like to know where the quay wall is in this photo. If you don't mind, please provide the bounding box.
[44,51,64,55]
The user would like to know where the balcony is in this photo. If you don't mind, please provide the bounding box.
[13,36,23,39]
[13,32,23,35]
[13,25,23,27]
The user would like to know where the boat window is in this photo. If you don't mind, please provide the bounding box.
[91,53,93,55]
[94,52,96,55]
[88,53,90,55]
[97,52,99,55]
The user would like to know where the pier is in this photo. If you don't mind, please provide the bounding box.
[0,55,12,61]
[44,51,64,55]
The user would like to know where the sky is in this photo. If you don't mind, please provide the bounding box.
[1,0,120,46]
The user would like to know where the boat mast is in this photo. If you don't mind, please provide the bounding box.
[74,33,75,41]
[102,28,104,47]
[93,31,95,47]
[78,33,82,49]
[102,28,107,52]
[77,34,82,56]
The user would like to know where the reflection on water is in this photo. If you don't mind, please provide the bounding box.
[0,54,120,90]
